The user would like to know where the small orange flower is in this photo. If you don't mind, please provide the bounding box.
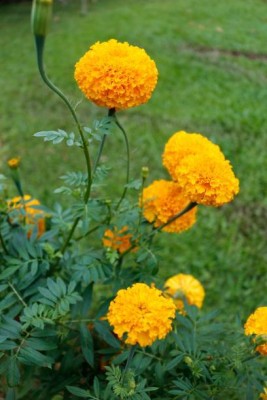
[244,307,267,356]
[164,273,205,311]
[8,195,45,237]
[260,388,267,400]
[102,226,134,254]
[7,157,21,169]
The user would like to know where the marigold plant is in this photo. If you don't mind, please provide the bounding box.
[0,2,265,400]
[74,39,158,110]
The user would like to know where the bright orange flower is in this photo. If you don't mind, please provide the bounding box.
[102,226,134,254]
[244,307,267,356]
[74,39,158,109]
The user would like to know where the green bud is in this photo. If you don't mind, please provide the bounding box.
[141,166,149,179]
[31,0,53,37]
[184,356,193,366]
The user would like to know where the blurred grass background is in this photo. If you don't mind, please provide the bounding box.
[0,0,266,321]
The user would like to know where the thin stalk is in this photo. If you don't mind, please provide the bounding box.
[153,202,197,234]
[60,217,79,255]
[122,345,136,383]
[93,108,116,176]
[34,35,92,203]
[114,116,130,210]
[8,281,27,307]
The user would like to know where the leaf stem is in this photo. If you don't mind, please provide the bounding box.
[8,281,27,307]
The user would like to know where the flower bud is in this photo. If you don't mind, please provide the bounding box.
[141,166,149,179]
[31,0,53,37]
[7,157,20,170]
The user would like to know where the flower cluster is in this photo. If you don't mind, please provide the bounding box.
[162,131,239,207]
[164,273,205,311]
[102,226,134,254]
[107,283,176,346]
[74,39,158,110]
[8,195,45,237]
[244,307,267,355]
[141,180,197,233]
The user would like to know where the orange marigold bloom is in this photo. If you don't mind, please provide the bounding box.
[174,153,239,207]
[141,180,197,233]
[107,283,176,346]
[74,39,158,110]
[162,131,224,180]
[8,195,45,237]
[164,273,205,311]
[102,226,133,254]
[244,307,267,356]
[7,157,21,169]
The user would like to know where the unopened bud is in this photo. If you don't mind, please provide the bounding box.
[31,0,53,37]
[141,166,149,179]
[184,356,193,366]
[7,157,21,170]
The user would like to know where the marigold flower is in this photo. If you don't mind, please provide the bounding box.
[7,157,21,169]
[102,226,134,254]
[244,307,267,356]
[8,195,45,237]
[163,131,225,180]
[174,153,239,207]
[141,180,197,233]
[74,39,158,109]
[164,273,205,311]
[107,283,176,346]
[260,388,267,400]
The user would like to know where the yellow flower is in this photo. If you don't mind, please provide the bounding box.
[102,226,135,254]
[164,273,205,311]
[74,39,158,110]
[7,157,21,169]
[8,195,45,238]
[244,307,267,356]
[141,180,197,233]
[174,153,239,207]
[162,131,225,180]
[107,283,176,346]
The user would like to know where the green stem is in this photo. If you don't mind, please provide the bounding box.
[8,281,27,307]
[60,217,80,255]
[114,116,130,210]
[93,108,116,176]
[122,345,136,383]
[34,35,92,203]
[152,202,197,234]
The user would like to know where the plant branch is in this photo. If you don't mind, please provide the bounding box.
[8,281,27,307]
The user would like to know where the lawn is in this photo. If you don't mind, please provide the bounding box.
[0,0,267,320]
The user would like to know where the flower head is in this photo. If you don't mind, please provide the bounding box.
[107,283,176,346]
[164,273,205,311]
[7,157,21,169]
[141,180,197,233]
[102,226,134,254]
[174,153,239,206]
[8,195,45,237]
[163,131,224,180]
[244,307,267,355]
[74,39,158,109]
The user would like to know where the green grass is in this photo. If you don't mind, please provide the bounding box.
[0,0,267,320]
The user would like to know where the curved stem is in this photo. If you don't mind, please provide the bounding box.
[34,35,92,203]
[114,116,130,210]
[153,202,197,234]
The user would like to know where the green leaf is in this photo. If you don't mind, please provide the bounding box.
[66,386,91,398]
[165,354,184,371]
[7,357,20,387]
[80,323,94,367]
[19,346,54,367]
[94,321,120,349]
[34,129,68,144]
